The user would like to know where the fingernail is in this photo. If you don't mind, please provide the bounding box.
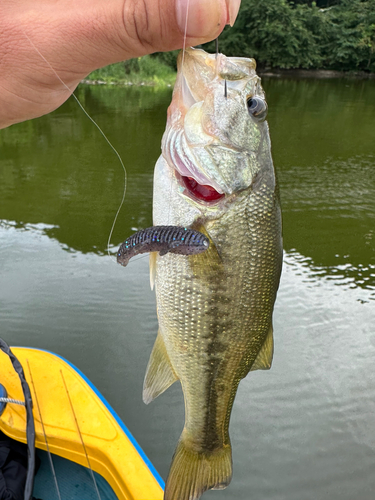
[176,0,224,38]
[226,0,241,26]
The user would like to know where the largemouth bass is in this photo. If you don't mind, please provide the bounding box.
[144,47,283,500]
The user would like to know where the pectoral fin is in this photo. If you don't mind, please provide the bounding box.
[149,252,157,291]
[143,332,178,404]
[250,325,274,372]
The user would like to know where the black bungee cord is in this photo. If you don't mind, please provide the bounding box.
[0,338,36,500]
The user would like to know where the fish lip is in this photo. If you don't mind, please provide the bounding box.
[178,73,224,191]
[177,74,221,190]
[181,72,197,109]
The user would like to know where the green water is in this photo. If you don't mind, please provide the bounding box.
[0,78,374,500]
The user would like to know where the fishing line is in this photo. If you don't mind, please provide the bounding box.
[26,360,62,500]
[20,30,127,263]
[215,36,228,98]
[60,370,102,500]
[181,0,191,71]
[126,253,150,265]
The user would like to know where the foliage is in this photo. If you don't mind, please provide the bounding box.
[87,55,176,86]
[216,0,324,68]
[286,0,340,6]
[89,0,375,77]
[152,50,180,71]
[206,0,375,72]
[322,0,375,72]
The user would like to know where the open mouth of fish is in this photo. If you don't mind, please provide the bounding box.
[170,134,225,202]
[179,174,224,202]
[163,73,226,204]
[165,126,225,203]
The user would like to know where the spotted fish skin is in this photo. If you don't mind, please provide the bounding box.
[117,226,209,267]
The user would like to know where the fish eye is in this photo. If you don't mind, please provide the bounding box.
[246,96,268,122]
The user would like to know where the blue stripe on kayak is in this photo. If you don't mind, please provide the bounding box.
[21,347,165,490]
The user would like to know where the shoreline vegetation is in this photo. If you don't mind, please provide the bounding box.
[85,0,375,87]
[83,65,375,87]
[83,61,375,89]
[85,56,176,88]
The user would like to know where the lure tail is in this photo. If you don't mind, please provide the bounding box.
[164,435,232,500]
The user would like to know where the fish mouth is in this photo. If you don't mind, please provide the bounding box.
[165,130,225,204]
[179,174,224,202]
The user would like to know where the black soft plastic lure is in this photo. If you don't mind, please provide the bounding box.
[117,225,210,267]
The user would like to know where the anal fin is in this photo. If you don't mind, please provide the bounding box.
[143,332,178,404]
[250,324,274,372]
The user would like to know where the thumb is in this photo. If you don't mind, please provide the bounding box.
[72,0,242,70]
[119,0,241,56]
[10,0,241,75]
[0,0,241,128]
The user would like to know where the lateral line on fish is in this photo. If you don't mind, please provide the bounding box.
[20,29,127,264]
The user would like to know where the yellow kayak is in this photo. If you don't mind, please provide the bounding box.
[0,346,164,500]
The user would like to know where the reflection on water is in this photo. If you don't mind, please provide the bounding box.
[263,77,375,295]
[0,86,173,254]
[285,250,375,302]
[277,155,375,293]
[0,221,374,500]
[0,77,374,499]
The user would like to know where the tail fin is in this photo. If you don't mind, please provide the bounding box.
[164,436,232,500]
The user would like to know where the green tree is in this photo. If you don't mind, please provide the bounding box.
[323,0,375,72]
[213,0,375,72]
[218,0,324,69]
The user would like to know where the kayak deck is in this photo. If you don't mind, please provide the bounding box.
[0,347,164,500]
[34,449,118,500]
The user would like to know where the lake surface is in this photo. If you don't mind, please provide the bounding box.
[0,76,374,500]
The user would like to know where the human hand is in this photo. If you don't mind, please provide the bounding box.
[0,0,241,129]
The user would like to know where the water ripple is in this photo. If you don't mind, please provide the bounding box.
[284,249,375,301]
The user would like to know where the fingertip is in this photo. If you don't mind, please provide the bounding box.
[226,0,241,27]
[176,0,227,41]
